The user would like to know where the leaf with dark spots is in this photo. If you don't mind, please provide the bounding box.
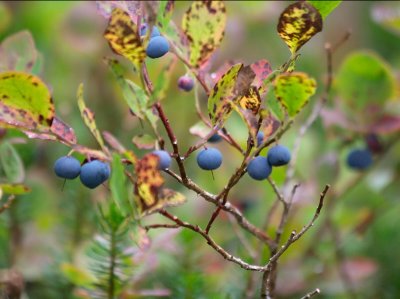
[250,59,272,93]
[182,0,226,68]
[77,83,106,150]
[277,1,323,54]
[0,71,54,130]
[103,7,146,68]
[96,1,144,21]
[237,86,261,114]
[50,116,77,144]
[0,183,31,195]
[259,111,281,141]
[234,65,255,96]
[134,153,164,217]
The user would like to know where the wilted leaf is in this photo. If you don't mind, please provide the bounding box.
[132,134,156,150]
[22,130,57,141]
[237,86,261,114]
[368,114,400,134]
[250,59,273,91]
[151,188,186,214]
[208,63,243,124]
[0,183,30,194]
[308,1,341,19]
[0,71,54,130]
[274,72,316,117]
[0,142,24,183]
[96,1,143,21]
[71,144,108,161]
[182,1,227,68]
[336,51,396,109]
[110,153,132,216]
[60,263,97,288]
[135,153,164,217]
[77,83,106,150]
[0,30,38,73]
[259,111,281,141]
[277,1,323,54]
[50,116,77,144]
[103,8,146,68]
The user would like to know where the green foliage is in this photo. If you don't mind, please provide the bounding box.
[336,50,396,110]
[308,1,342,19]
[0,142,24,183]
[110,153,132,217]
[274,72,317,117]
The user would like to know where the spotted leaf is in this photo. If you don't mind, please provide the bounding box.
[208,63,243,124]
[182,1,227,68]
[77,83,106,150]
[0,71,54,130]
[0,183,30,195]
[146,188,186,216]
[274,72,317,117]
[259,111,280,141]
[277,1,323,54]
[50,116,77,145]
[135,153,164,217]
[103,7,146,68]
[237,86,261,114]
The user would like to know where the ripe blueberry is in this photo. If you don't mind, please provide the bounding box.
[140,24,160,38]
[197,148,222,170]
[80,160,111,189]
[146,36,169,59]
[208,133,222,143]
[178,75,194,92]
[54,156,81,179]
[256,131,264,147]
[347,148,372,170]
[267,145,291,166]
[152,150,171,170]
[247,156,272,180]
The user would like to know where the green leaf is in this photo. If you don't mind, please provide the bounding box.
[308,1,341,19]
[151,56,177,103]
[336,51,396,110]
[0,30,39,73]
[77,83,106,150]
[277,1,323,54]
[110,153,132,217]
[0,142,24,183]
[132,134,156,150]
[0,71,54,130]
[208,63,243,124]
[182,0,227,68]
[372,3,400,37]
[60,263,97,288]
[0,183,30,194]
[274,72,317,117]
[156,0,175,30]
[103,8,146,68]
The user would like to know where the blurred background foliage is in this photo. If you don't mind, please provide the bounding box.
[0,1,400,298]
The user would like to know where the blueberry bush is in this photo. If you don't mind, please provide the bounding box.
[1,1,400,298]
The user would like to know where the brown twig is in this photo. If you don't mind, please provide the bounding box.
[0,195,16,214]
[144,223,181,231]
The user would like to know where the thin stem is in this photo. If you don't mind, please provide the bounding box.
[300,288,321,299]
[0,195,16,214]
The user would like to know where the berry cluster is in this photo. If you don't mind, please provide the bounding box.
[141,24,169,59]
[54,156,110,189]
[247,145,291,181]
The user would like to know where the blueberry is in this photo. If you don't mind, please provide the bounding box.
[152,150,171,170]
[347,148,372,170]
[54,156,81,179]
[267,145,291,166]
[146,36,169,59]
[178,75,194,92]
[256,131,264,147]
[208,133,222,143]
[140,24,160,38]
[80,160,111,189]
[197,148,222,170]
[247,156,272,180]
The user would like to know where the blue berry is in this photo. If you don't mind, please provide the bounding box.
[140,24,161,38]
[54,156,81,179]
[256,131,264,147]
[197,148,222,170]
[208,133,222,143]
[146,36,169,59]
[152,150,171,170]
[247,156,272,180]
[267,145,291,166]
[347,148,372,170]
[178,75,194,92]
[80,160,111,189]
